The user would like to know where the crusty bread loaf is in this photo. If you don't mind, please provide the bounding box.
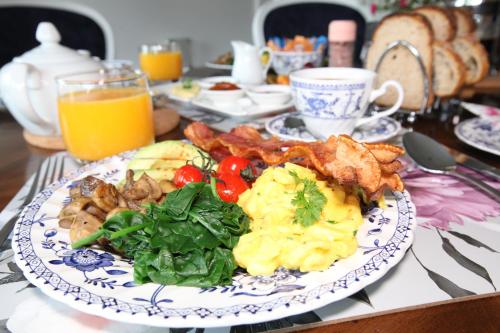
[451,7,476,38]
[366,13,434,110]
[452,37,489,84]
[414,5,456,41]
[432,41,466,97]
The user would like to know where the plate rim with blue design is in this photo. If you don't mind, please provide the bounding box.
[12,152,416,328]
[454,118,500,157]
[265,113,402,143]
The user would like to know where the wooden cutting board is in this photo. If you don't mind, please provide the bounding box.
[23,107,180,150]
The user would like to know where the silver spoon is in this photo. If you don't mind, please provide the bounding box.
[403,132,500,201]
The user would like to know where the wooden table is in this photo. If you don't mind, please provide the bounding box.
[0,97,499,332]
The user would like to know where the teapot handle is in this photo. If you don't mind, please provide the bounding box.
[0,62,49,135]
[259,47,273,77]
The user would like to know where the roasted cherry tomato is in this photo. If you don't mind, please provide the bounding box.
[173,165,203,188]
[218,156,256,181]
[216,173,249,203]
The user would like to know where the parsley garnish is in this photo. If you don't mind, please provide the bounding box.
[182,78,193,89]
[327,220,339,224]
[289,171,326,227]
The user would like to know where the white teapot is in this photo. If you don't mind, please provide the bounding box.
[231,41,272,85]
[0,22,103,136]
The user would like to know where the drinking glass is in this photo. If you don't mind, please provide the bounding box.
[56,69,155,162]
[139,41,183,81]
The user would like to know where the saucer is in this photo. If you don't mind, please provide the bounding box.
[265,113,401,143]
[454,118,500,156]
[191,96,293,119]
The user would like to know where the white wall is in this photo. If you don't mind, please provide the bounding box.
[0,0,255,67]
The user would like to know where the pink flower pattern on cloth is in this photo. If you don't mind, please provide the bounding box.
[402,158,500,230]
[485,106,500,117]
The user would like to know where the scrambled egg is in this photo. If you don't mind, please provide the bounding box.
[234,163,362,276]
[170,82,200,99]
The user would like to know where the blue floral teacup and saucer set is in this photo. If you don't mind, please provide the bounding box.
[266,67,404,142]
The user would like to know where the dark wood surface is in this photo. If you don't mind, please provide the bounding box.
[0,94,499,332]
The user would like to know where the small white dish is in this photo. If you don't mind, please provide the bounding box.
[199,88,245,106]
[198,76,237,89]
[454,118,500,156]
[192,95,293,118]
[265,113,401,143]
[245,84,292,106]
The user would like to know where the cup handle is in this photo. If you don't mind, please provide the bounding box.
[356,80,404,127]
[259,46,273,76]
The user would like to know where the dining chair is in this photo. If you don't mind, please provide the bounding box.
[0,1,114,68]
[252,0,376,66]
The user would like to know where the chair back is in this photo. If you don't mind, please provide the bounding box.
[252,0,373,66]
[0,2,114,68]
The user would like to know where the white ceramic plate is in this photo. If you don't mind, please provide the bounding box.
[266,113,402,143]
[151,82,200,103]
[13,152,415,328]
[460,102,500,120]
[204,62,233,71]
[191,96,294,119]
[454,118,500,156]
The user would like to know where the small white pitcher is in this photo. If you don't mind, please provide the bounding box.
[231,41,272,85]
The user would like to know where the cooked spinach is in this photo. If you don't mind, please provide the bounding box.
[71,181,249,287]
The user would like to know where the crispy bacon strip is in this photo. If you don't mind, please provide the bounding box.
[184,122,405,199]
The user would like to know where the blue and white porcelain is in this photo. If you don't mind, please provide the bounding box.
[12,153,415,328]
[271,50,322,75]
[289,68,403,139]
[266,113,401,143]
[455,118,500,156]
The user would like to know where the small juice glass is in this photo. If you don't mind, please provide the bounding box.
[139,41,183,81]
[57,69,155,162]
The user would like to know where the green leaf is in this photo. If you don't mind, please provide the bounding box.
[74,181,249,288]
[103,211,153,257]
[289,171,326,227]
[182,78,192,89]
[150,221,220,252]
[161,182,205,220]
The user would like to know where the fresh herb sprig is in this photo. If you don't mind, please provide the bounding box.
[72,180,249,287]
[289,171,326,227]
[182,78,193,89]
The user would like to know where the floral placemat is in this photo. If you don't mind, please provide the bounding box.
[1,136,499,332]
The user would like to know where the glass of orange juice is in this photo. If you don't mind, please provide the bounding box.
[57,69,155,162]
[139,41,183,81]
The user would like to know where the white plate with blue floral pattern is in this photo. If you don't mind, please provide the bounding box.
[265,113,401,143]
[454,118,500,157]
[12,151,416,328]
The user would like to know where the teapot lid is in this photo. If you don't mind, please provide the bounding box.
[14,22,98,64]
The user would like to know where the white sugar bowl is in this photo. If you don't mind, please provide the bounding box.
[0,22,103,136]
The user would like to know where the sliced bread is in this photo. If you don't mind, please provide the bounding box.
[452,37,489,84]
[451,7,476,38]
[414,6,456,41]
[366,13,434,110]
[432,41,466,97]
